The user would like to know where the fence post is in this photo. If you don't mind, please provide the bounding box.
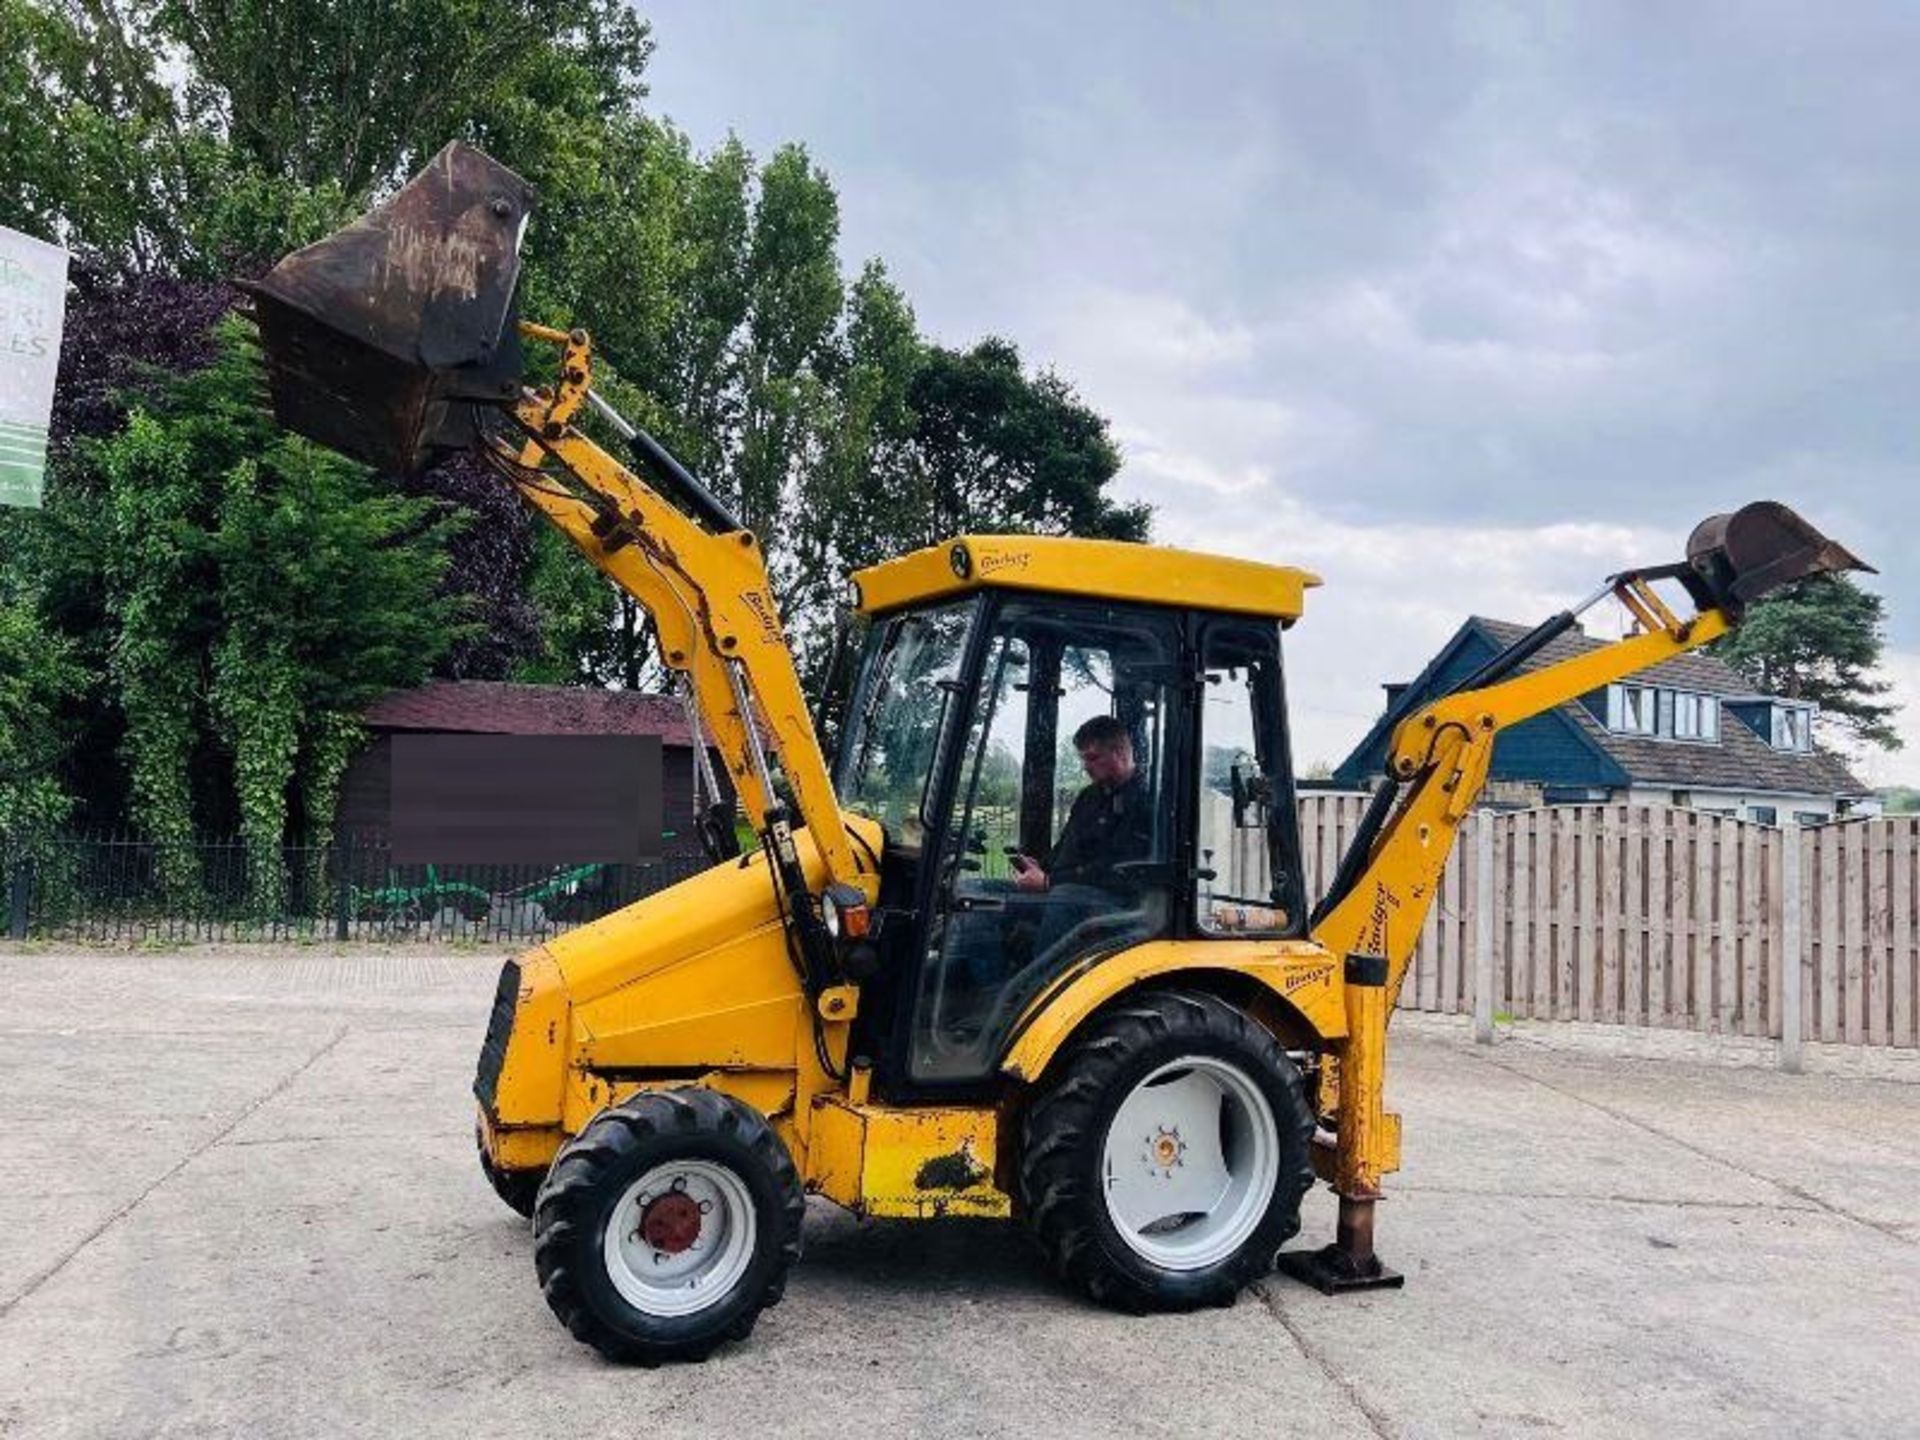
[1473,813,1495,1045]
[1779,822,1804,1074]
[7,847,30,941]
[335,831,353,943]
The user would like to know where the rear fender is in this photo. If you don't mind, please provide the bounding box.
[998,938,1345,1087]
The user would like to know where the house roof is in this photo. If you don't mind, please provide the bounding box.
[364,681,697,746]
[1338,617,1867,798]
[1470,618,1866,795]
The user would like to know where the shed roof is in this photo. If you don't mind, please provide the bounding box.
[364,681,695,746]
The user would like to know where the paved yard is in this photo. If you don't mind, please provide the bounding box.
[0,946,1915,1439]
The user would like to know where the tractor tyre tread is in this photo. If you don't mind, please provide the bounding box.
[1019,988,1315,1314]
[532,1087,804,1365]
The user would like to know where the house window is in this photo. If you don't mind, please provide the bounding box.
[1673,692,1719,741]
[1771,705,1812,752]
[1748,805,1778,826]
[1794,811,1827,827]
[1607,683,1657,735]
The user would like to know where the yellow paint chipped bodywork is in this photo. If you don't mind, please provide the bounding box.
[1309,1112,1400,1185]
[1000,938,1347,1084]
[476,818,881,1179]
[569,1070,799,1137]
[852,535,1320,622]
[477,1108,563,1171]
[809,1098,1011,1218]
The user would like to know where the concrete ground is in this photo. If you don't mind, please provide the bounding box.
[0,947,1916,1440]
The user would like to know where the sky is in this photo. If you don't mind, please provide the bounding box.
[640,2,1920,783]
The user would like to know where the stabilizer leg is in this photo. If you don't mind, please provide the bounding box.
[1278,952,1406,1294]
[1277,1195,1404,1294]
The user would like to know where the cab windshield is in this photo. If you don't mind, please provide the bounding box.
[835,599,978,853]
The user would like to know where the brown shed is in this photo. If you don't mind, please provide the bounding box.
[338,681,726,860]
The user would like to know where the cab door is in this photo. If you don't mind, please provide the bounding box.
[904,597,1188,1086]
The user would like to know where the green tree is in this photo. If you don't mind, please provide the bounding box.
[0,598,85,838]
[84,320,464,895]
[732,145,844,537]
[2,0,650,277]
[155,0,649,195]
[1714,575,1901,751]
[903,339,1150,547]
[7,0,1155,750]
[776,317,1149,698]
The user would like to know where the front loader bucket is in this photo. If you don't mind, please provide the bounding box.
[1684,501,1873,616]
[239,142,535,475]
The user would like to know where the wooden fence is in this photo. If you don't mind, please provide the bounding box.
[1274,795,1920,1051]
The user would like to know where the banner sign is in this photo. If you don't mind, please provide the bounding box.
[0,225,70,510]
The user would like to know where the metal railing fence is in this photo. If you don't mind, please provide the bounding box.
[1,831,711,944]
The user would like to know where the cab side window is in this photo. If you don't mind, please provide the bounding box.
[1196,621,1303,935]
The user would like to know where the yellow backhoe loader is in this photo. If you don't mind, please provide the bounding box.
[244,143,1870,1364]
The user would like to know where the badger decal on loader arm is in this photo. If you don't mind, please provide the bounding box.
[245,143,1871,1362]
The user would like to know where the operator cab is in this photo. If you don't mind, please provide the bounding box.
[835,537,1321,1097]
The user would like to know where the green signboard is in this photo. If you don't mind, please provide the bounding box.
[0,225,69,510]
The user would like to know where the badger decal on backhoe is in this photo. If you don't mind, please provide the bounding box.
[245,143,1871,1364]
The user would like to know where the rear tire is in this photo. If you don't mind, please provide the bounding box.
[533,1088,804,1364]
[1020,989,1314,1312]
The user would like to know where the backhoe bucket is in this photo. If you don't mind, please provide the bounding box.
[1684,501,1872,616]
[240,142,536,475]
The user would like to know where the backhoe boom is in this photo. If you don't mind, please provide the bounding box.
[1289,515,1868,1294]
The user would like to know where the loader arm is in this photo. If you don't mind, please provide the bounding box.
[495,323,861,893]
[240,140,870,1000]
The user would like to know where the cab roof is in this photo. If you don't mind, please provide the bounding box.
[851,535,1320,623]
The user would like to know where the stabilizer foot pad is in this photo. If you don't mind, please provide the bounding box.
[1275,1244,1406,1295]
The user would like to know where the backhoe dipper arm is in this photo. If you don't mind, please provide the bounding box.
[1293,579,1734,1292]
[1309,587,1729,995]
[495,324,863,900]
[1287,503,1867,1293]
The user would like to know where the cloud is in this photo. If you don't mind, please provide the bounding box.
[644,0,1918,763]
[1855,649,1920,789]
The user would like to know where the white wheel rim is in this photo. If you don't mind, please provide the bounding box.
[1101,1056,1280,1271]
[601,1159,757,1317]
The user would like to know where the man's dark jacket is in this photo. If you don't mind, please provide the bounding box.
[1046,771,1152,895]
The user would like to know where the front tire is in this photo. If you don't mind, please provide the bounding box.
[1020,989,1315,1312]
[533,1088,804,1364]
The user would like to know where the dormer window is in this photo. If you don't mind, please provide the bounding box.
[1772,704,1813,752]
[1607,683,1658,735]
[1605,684,1721,741]
[1673,691,1719,741]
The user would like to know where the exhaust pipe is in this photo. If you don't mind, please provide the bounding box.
[238,142,535,475]
[1684,501,1873,616]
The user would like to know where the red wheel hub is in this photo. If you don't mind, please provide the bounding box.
[639,1190,703,1254]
